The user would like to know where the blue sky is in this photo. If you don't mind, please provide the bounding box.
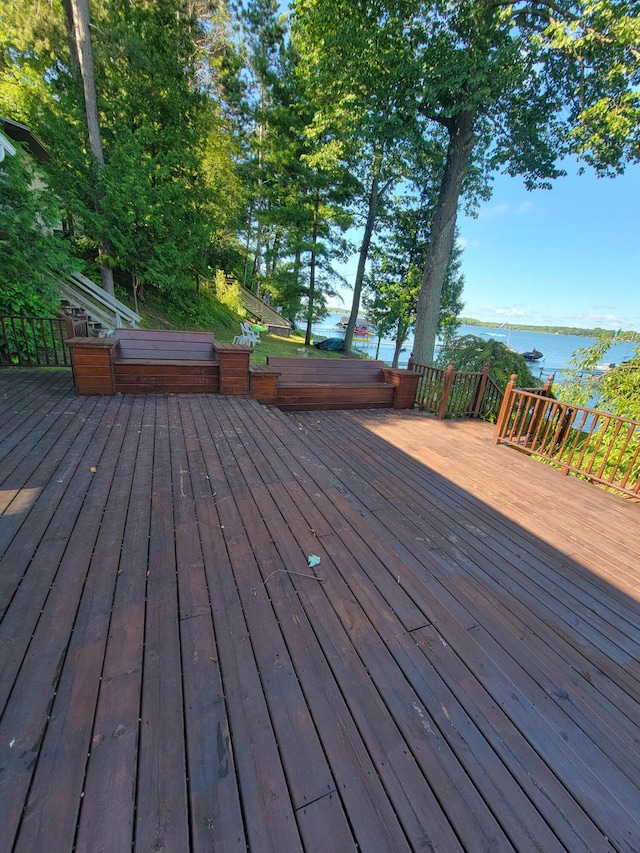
[333,162,640,331]
[456,163,640,330]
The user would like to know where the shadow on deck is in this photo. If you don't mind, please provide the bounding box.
[1,368,639,852]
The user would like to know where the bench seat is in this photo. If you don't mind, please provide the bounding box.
[250,357,418,411]
[112,330,219,394]
[67,330,252,396]
[275,382,395,411]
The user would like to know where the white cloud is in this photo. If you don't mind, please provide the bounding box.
[456,236,480,250]
[494,307,527,318]
[478,201,533,219]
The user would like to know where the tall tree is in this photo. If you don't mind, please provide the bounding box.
[69,0,114,294]
[293,0,640,363]
[365,187,465,366]
[98,0,216,295]
[234,5,358,332]
[1,0,239,300]
[293,0,427,352]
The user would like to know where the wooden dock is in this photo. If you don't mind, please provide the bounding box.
[1,368,639,852]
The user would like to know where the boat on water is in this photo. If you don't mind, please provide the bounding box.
[336,316,376,335]
[522,349,543,361]
[592,362,617,375]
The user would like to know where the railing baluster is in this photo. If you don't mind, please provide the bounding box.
[495,385,639,497]
[0,316,70,367]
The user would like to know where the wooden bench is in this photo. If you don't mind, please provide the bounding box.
[67,330,252,395]
[113,329,219,394]
[250,357,420,411]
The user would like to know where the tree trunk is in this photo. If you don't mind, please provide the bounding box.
[392,319,409,367]
[242,198,255,289]
[253,225,263,297]
[305,188,320,346]
[343,151,383,352]
[270,226,283,274]
[413,111,475,363]
[69,0,115,296]
[61,0,81,79]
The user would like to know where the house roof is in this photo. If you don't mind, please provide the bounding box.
[1,117,50,163]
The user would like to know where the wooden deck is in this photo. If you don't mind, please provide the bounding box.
[1,367,639,852]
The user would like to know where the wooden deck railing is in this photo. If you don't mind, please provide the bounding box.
[411,361,503,420]
[494,375,640,498]
[0,316,73,367]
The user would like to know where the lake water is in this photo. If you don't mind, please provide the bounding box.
[309,314,639,378]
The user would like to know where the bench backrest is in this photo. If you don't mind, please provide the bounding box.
[114,329,215,361]
[267,356,385,384]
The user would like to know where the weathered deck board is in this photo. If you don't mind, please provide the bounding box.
[1,369,639,852]
[13,395,138,853]
[232,402,625,851]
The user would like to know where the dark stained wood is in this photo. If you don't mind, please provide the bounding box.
[113,361,220,394]
[383,366,421,409]
[212,344,251,395]
[249,364,279,404]
[1,369,640,852]
[267,356,390,384]
[253,356,414,411]
[75,396,155,853]
[114,328,216,361]
[114,329,220,395]
[66,337,117,394]
[13,395,137,853]
[135,396,190,852]
[66,332,254,396]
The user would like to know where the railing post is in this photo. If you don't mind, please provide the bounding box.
[541,375,554,396]
[437,361,455,420]
[472,362,490,418]
[493,373,517,443]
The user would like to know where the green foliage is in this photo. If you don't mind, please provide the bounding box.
[437,334,539,390]
[213,270,243,314]
[136,281,240,336]
[558,337,640,421]
[293,0,640,363]
[0,149,77,316]
[364,186,465,366]
[1,0,245,300]
[98,0,219,291]
[599,357,640,422]
[549,338,640,494]
[3,0,637,346]
[541,0,640,175]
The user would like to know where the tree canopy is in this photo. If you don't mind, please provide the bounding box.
[291,0,640,360]
[0,147,77,316]
[437,334,540,389]
[0,0,637,345]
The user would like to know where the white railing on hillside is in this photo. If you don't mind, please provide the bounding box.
[59,272,141,331]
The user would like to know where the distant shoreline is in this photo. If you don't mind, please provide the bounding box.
[322,308,640,342]
[458,319,640,342]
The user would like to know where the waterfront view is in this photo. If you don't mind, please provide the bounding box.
[310,314,639,378]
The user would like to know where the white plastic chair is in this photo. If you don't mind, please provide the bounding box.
[242,322,261,344]
[233,322,261,347]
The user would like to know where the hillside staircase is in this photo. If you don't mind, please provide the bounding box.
[238,284,292,335]
[58,272,141,335]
